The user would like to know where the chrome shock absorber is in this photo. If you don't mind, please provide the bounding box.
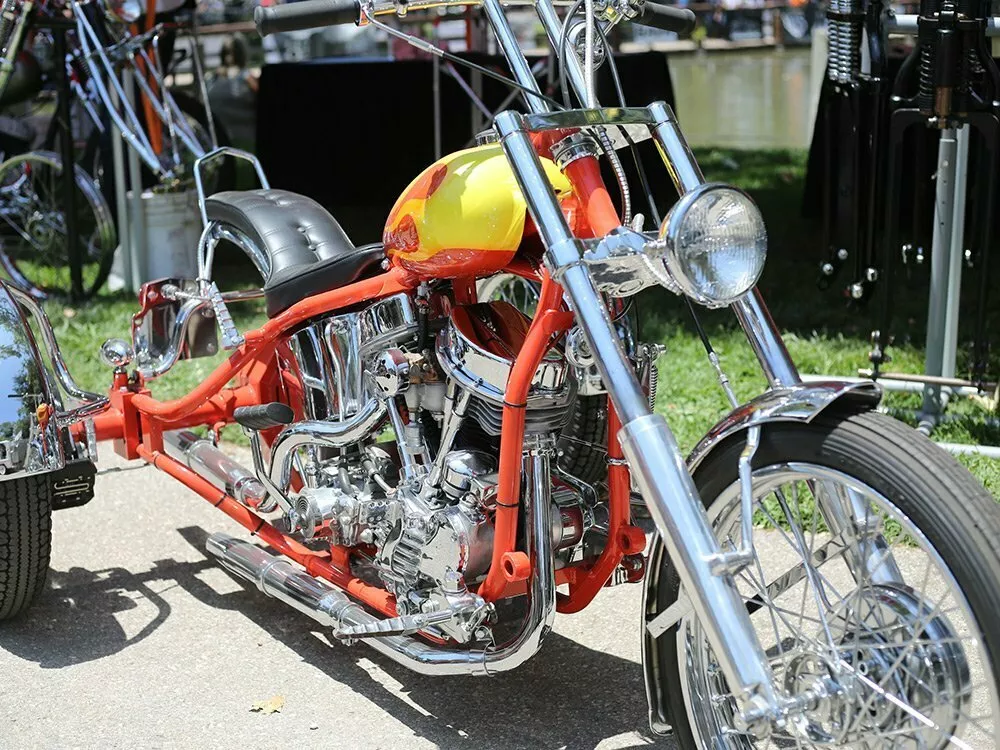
[827,0,865,84]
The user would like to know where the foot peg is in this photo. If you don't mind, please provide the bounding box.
[234,402,294,431]
[335,610,456,640]
[206,281,244,350]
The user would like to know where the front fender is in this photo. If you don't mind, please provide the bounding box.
[0,279,66,478]
[641,380,881,736]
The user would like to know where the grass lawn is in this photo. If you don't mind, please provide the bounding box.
[39,147,1000,496]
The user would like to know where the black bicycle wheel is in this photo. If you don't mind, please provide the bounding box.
[0,150,117,300]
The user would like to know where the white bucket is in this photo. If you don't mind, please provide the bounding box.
[109,188,202,290]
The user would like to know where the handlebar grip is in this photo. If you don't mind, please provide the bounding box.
[634,2,696,34]
[254,0,361,37]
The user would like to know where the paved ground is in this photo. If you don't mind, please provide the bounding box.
[0,450,672,750]
[2,449,991,749]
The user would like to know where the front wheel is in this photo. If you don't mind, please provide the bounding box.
[652,411,1000,748]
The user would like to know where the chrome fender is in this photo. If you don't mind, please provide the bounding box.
[640,380,881,736]
[0,279,67,479]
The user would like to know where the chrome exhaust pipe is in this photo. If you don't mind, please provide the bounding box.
[163,430,269,511]
[206,446,556,677]
[267,398,388,492]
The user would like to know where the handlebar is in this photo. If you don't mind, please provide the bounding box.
[634,2,695,34]
[255,0,696,37]
[255,0,360,35]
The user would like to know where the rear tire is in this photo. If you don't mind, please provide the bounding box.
[0,474,51,620]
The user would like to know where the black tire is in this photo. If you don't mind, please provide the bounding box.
[653,410,1000,747]
[0,474,52,620]
[556,395,607,485]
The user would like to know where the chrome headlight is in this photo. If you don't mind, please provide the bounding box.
[657,184,766,308]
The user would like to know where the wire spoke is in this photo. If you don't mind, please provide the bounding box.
[681,465,996,748]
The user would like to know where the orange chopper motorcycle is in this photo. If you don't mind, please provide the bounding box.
[1,0,999,745]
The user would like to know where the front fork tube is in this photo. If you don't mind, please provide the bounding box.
[495,108,782,718]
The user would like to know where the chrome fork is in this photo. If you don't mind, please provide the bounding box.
[495,108,783,721]
[480,0,807,723]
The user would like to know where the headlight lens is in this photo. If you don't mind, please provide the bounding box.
[106,0,142,24]
[658,184,766,307]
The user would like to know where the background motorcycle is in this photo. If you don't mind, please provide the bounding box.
[0,0,997,746]
[0,0,228,299]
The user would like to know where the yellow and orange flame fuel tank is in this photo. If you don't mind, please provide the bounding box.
[383,144,574,278]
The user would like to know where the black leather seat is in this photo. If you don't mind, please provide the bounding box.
[205,189,386,317]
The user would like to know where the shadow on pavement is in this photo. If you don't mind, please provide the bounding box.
[0,525,670,748]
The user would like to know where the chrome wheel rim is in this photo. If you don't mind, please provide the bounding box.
[679,462,999,749]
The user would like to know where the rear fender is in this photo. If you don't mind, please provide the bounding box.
[640,380,881,735]
[0,279,68,479]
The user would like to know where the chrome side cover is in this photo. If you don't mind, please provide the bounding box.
[640,379,881,736]
[436,306,572,406]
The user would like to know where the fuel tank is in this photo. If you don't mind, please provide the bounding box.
[383,144,573,278]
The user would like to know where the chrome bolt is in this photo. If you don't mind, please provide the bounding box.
[837,248,849,261]
[850,283,864,299]
[442,570,464,595]
[821,262,834,276]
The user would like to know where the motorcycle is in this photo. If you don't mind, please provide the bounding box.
[0,0,998,745]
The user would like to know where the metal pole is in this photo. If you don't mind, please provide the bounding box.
[123,68,147,290]
[920,128,959,429]
[53,27,82,301]
[942,126,969,379]
[470,68,483,135]
[432,54,442,159]
[110,85,131,288]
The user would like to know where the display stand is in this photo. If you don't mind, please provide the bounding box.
[806,14,1000,458]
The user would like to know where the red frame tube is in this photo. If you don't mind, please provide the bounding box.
[478,273,572,602]
[555,156,646,613]
[82,139,643,619]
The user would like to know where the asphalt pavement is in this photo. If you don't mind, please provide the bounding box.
[0,449,671,750]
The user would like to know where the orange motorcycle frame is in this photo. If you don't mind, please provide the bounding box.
[76,152,642,625]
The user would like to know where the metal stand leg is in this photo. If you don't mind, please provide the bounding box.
[124,69,147,289]
[110,84,132,290]
[53,27,81,301]
[920,126,969,432]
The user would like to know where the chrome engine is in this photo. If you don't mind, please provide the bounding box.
[261,291,592,641]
